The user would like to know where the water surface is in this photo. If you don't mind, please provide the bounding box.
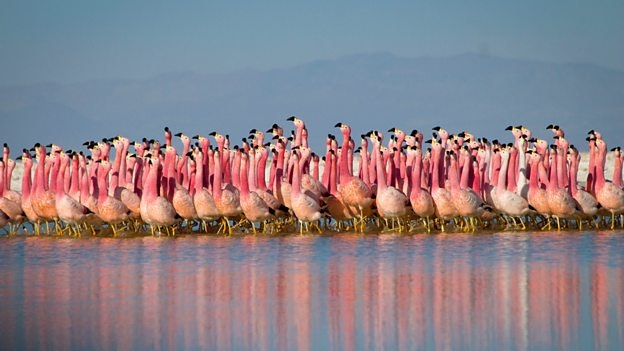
[1,231,624,350]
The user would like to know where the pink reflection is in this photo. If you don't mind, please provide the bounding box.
[0,235,623,350]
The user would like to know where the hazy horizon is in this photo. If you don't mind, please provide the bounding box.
[2,1,623,86]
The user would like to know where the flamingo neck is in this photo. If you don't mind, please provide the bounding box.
[339,132,351,181]
[291,157,301,195]
[410,154,423,198]
[613,155,623,188]
[257,150,268,191]
[194,153,204,195]
[213,152,223,199]
[548,152,558,191]
[375,147,387,192]
[22,161,33,199]
[449,157,460,192]
[97,166,109,202]
[497,153,509,194]
[239,157,250,196]
[329,155,338,195]
[460,155,471,189]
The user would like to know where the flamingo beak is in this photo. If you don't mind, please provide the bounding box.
[174,132,183,137]
[334,122,343,128]
[505,126,513,131]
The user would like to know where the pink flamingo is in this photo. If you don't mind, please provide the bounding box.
[18,151,41,234]
[527,151,551,228]
[238,152,272,233]
[545,146,577,230]
[450,148,489,231]
[0,160,23,231]
[140,156,177,234]
[30,144,59,230]
[55,153,87,235]
[212,150,241,234]
[371,135,408,231]
[407,146,435,231]
[496,147,531,228]
[324,151,355,230]
[593,139,624,229]
[164,145,197,224]
[428,138,457,231]
[191,150,220,232]
[568,146,599,228]
[95,160,129,235]
[335,122,374,231]
[289,153,322,234]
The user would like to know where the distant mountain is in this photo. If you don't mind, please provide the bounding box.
[1,52,623,153]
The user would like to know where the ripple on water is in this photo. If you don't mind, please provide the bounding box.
[0,231,623,351]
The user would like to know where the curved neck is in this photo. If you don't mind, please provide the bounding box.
[22,161,33,199]
[339,132,351,180]
[257,150,268,191]
[410,154,423,197]
[375,147,387,191]
[548,152,558,190]
[213,152,223,199]
[613,154,623,188]
[497,153,509,194]
[239,156,250,196]
[97,165,108,202]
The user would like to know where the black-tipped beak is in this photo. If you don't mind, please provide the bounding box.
[588,130,595,135]
[266,128,273,133]
[387,127,396,133]
[45,144,52,148]
[457,132,465,138]
[272,135,280,140]
[286,116,296,121]
[334,122,343,128]
[424,139,432,144]
[528,138,537,143]
[191,135,199,140]
[16,156,22,160]
[174,132,182,137]
[505,126,513,131]
[208,132,217,136]
[249,129,257,134]
[546,124,553,129]
[432,126,441,131]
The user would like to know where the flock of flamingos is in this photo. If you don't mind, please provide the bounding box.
[0,118,623,236]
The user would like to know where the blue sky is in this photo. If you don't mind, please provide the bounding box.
[1,0,623,85]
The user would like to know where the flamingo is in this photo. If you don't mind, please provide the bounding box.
[568,146,599,228]
[17,151,41,234]
[407,146,435,231]
[335,122,374,231]
[496,147,531,228]
[191,151,220,232]
[140,156,177,234]
[95,160,129,235]
[289,153,322,234]
[593,139,624,229]
[451,148,490,231]
[370,135,408,231]
[238,153,272,233]
[54,153,87,235]
[527,151,551,228]
[428,138,456,231]
[30,144,59,230]
[545,146,577,230]
[212,150,241,234]
[0,160,23,232]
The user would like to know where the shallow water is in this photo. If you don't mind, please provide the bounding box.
[1,231,624,351]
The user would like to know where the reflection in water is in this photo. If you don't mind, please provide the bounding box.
[1,232,624,350]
